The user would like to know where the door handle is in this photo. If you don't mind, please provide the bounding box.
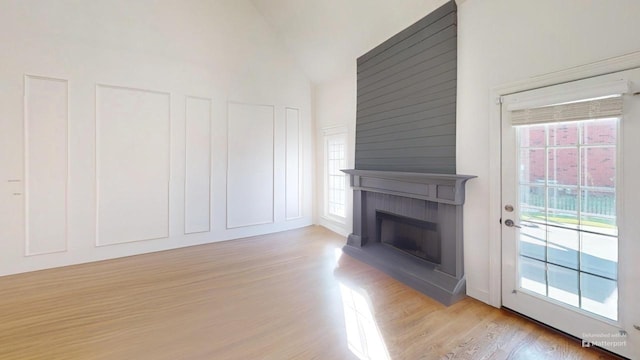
[504,219,521,228]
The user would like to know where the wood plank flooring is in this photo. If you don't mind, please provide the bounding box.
[0,226,617,359]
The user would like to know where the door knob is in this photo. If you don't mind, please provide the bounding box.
[504,219,521,228]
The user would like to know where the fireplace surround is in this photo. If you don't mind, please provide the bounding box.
[342,169,475,305]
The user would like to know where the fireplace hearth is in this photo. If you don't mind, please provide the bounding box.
[341,170,475,305]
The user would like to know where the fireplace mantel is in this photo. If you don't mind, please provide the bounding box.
[341,169,476,305]
[342,170,475,205]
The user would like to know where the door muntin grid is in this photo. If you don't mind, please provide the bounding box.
[516,118,619,321]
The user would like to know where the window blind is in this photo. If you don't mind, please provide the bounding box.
[502,76,630,126]
[510,96,623,125]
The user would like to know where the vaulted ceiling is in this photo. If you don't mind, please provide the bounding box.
[250,0,449,84]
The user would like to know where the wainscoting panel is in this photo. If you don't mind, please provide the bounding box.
[184,96,211,234]
[24,75,68,255]
[96,85,170,246]
[285,107,301,220]
[227,102,274,228]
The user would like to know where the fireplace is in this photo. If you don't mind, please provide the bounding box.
[377,211,440,264]
[341,169,475,305]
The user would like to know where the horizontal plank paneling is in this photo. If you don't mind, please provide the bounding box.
[356,162,456,175]
[357,123,455,144]
[358,96,454,125]
[357,103,455,131]
[358,25,456,88]
[358,47,456,93]
[358,73,456,110]
[356,145,455,159]
[355,1,457,174]
[357,22,456,81]
[358,55,456,105]
[358,87,456,118]
[358,1,456,67]
[357,114,454,138]
[356,135,456,152]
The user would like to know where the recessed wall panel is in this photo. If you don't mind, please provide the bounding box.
[25,76,68,255]
[96,85,170,245]
[184,96,211,234]
[227,103,274,228]
[285,107,301,220]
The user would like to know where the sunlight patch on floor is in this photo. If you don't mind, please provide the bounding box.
[339,282,390,360]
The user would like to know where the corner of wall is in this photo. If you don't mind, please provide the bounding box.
[310,84,320,225]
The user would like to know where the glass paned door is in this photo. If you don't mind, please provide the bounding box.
[500,68,640,360]
[517,119,618,321]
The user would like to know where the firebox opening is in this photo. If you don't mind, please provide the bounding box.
[376,211,440,264]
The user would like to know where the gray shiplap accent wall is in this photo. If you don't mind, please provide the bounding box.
[355,1,457,174]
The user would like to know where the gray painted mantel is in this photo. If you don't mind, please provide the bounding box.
[342,169,475,305]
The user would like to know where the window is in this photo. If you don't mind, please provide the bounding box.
[324,132,347,221]
[517,118,619,320]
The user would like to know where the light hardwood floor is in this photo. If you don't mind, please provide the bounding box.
[0,226,617,359]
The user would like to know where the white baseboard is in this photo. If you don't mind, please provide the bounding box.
[318,218,349,237]
[466,287,495,307]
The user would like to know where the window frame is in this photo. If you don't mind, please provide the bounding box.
[322,127,348,224]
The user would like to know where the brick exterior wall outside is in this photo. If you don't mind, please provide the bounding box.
[521,120,616,189]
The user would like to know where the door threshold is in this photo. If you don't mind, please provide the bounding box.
[501,306,629,360]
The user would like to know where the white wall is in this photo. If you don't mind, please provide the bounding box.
[251,0,450,84]
[313,67,357,236]
[0,0,313,276]
[457,0,640,304]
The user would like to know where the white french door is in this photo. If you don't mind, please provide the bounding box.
[501,69,640,358]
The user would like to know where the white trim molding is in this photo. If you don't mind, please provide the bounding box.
[285,107,303,221]
[225,101,276,229]
[23,74,70,256]
[184,95,213,235]
[95,84,171,247]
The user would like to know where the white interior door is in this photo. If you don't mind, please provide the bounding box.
[501,69,640,359]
